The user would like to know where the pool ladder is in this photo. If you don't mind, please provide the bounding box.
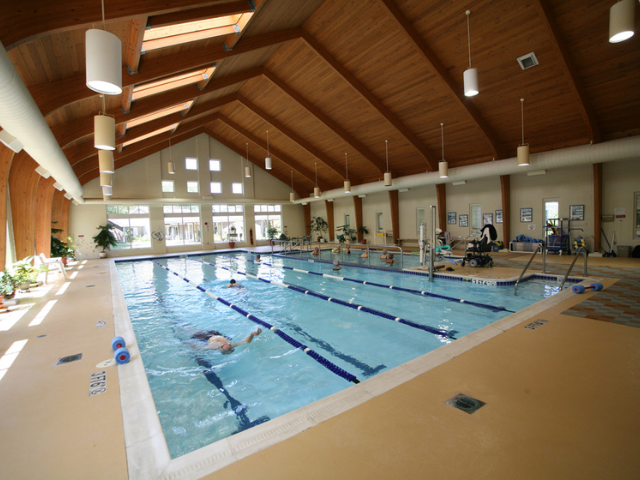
[514,242,546,296]
[559,247,588,291]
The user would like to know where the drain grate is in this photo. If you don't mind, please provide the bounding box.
[57,353,83,365]
[447,393,485,414]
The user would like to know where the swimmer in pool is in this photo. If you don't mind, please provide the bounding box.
[255,254,261,262]
[379,249,388,259]
[385,253,396,264]
[225,279,242,288]
[332,259,341,270]
[361,250,369,259]
[192,329,262,354]
[311,246,320,256]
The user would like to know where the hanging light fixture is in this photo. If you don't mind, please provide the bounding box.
[98,150,115,173]
[265,130,272,170]
[167,139,175,174]
[244,142,251,177]
[464,10,479,97]
[344,153,351,193]
[314,163,320,198]
[290,170,295,202]
[518,98,530,166]
[439,123,449,178]
[609,0,635,43]
[384,140,392,186]
[94,100,115,151]
[100,172,112,187]
[86,0,122,95]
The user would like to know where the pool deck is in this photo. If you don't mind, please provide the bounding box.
[1,249,639,479]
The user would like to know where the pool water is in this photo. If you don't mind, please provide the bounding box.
[115,252,559,458]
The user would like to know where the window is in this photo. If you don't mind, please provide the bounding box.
[544,200,559,224]
[212,205,245,243]
[106,205,151,250]
[187,181,199,193]
[209,160,221,171]
[416,208,425,235]
[232,183,243,194]
[254,205,282,240]
[345,214,350,228]
[210,182,221,194]
[185,158,198,170]
[470,204,482,233]
[376,211,383,232]
[163,205,201,246]
[162,180,174,193]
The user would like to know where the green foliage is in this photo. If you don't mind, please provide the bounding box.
[358,225,369,235]
[11,256,38,285]
[0,269,17,296]
[267,227,279,240]
[92,224,118,252]
[336,225,357,243]
[308,217,328,238]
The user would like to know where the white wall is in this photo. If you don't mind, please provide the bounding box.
[447,177,502,241]
[603,158,640,251]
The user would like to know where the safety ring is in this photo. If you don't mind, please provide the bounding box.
[152,231,165,241]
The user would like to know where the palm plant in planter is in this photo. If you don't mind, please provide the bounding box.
[12,257,38,292]
[228,225,238,248]
[0,269,17,300]
[93,224,118,258]
[308,216,328,242]
[267,227,279,245]
[358,225,369,244]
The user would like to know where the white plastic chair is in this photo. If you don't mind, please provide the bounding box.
[37,253,67,282]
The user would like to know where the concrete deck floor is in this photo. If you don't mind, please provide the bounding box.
[1,250,639,479]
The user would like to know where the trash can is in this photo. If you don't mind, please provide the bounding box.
[617,245,631,257]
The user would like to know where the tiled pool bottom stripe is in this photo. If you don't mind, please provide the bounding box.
[219,254,509,314]
[154,262,360,384]
[198,258,457,340]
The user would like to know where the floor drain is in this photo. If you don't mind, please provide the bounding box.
[57,353,83,365]
[447,393,485,414]
[85,285,95,288]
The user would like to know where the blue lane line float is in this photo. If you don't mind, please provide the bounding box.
[194,258,457,340]
[217,254,505,313]
[153,262,359,384]
[114,347,130,364]
[572,282,603,294]
[111,336,126,351]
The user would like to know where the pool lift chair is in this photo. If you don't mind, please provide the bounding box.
[462,224,496,268]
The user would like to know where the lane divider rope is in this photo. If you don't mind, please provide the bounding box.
[154,262,359,384]
[197,258,457,340]
[219,254,507,313]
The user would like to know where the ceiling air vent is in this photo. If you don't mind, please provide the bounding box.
[517,52,539,70]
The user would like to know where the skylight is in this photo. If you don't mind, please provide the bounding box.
[132,67,215,101]
[125,101,193,129]
[122,124,178,147]
[142,13,253,52]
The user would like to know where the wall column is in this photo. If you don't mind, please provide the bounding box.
[35,176,56,257]
[500,175,511,245]
[593,163,602,253]
[436,183,446,232]
[389,190,399,245]
[325,200,335,241]
[9,152,40,261]
[353,195,363,242]
[303,203,311,237]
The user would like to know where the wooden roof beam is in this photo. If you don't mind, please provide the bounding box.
[533,0,600,143]
[262,69,386,175]
[236,94,356,183]
[146,1,254,29]
[300,30,439,172]
[216,116,330,191]
[30,29,299,117]
[379,0,506,160]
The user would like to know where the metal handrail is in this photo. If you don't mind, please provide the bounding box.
[272,239,404,269]
[559,247,588,291]
[514,243,543,296]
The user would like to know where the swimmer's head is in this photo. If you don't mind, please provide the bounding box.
[220,343,234,354]
[333,259,339,266]
[229,279,236,284]
[382,249,388,254]
[256,255,261,259]
[388,253,394,259]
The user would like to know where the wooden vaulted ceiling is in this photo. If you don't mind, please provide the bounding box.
[2,0,639,199]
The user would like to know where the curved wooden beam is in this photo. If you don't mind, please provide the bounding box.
[0,144,15,269]
[216,116,330,190]
[301,30,439,172]
[263,69,386,175]
[8,152,40,259]
[35,176,57,257]
[236,94,351,182]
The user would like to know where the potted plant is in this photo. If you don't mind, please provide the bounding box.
[228,225,237,248]
[0,269,17,299]
[358,225,369,244]
[51,234,70,266]
[336,225,357,243]
[92,224,118,258]
[267,226,279,245]
[12,257,38,292]
[308,216,328,242]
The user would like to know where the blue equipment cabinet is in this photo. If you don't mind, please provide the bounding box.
[545,218,571,255]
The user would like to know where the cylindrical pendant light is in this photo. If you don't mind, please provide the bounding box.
[464,11,479,97]
[314,163,320,198]
[95,114,115,150]
[244,142,251,177]
[86,28,123,95]
[439,123,449,178]
[98,150,115,173]
[99,172,112,187]
[609,0,635,43]
[344,153,351,193]
[384,140,392,186]
[518,98,530,166]
[290,171,295,202]
[102,184,112,195]
[167,162,175,174]
[265,130,272,170]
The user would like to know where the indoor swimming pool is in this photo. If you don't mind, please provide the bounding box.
[115,252,561,459]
